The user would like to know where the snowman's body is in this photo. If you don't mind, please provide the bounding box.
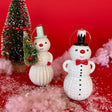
[29,26,53,86]
[63,45,95,101]
[29,52,53,86]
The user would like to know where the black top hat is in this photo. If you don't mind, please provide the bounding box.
[74,29,88,46]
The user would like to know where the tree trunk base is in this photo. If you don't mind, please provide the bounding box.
[13,64,28,72]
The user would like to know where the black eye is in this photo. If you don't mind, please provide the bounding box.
[45,42,47,44]
[35,43,37,45]
[87,49,89,51]
[75,49,78,51]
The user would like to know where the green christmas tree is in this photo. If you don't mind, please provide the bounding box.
[23,31,38,65]
[1,0,32,66]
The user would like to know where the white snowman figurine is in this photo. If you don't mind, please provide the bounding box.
[29,26,53,86]
[63,29,95,101]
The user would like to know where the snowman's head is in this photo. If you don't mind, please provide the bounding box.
[34,38,51,52]
[69,45,91,60]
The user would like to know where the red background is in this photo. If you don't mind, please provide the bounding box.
[0,0,112,59]
[0,1,112,111]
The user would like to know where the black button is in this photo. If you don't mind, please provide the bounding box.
[79,79,81,81]
[80,65,82,67]
[80,75,82,77]
[80,72,82,74]
[79,94,81,95]
[80,69,82,71]
[75,49,78,51]
[79,89,81,91]
[79,84,81,86]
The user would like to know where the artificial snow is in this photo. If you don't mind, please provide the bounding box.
[5,84,112,112]
[91,39,112,67]
[52,51,71,77]
[5,86,66,112]
[0,58,13,75]
[1,40,112,112]
[3,65,112,112]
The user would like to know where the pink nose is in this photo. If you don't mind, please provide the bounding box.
[80,50,85,54]
[39,43,43,47]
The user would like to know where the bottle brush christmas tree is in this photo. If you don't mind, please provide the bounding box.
[23,31,38,65]
[1,0,32,72]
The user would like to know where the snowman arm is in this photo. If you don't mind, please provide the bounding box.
[63,60,71,72]
[48,52,53,63]
[89,61,95,73]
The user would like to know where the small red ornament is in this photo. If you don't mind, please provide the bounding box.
[28,56,33,61]
[47,62,51,66]
[22,27,27,31]
[15,27,19,31]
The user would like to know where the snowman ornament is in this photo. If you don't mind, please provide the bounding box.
[29,26,53,86]
[63,29,95,101]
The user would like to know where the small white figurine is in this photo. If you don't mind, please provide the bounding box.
[29,26,53,86]
[63,29,95,101]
